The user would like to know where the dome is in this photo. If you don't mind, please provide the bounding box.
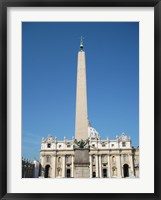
[88,126,100,139]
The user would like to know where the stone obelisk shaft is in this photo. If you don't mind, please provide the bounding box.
[75,50,88,141]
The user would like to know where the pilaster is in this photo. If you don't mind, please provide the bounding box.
[62,155,66,178]
[89,155,92,178]
[96,155,99,177]
[99,155,102,178]
[52,156,56,178]
[108,155,111,178]
[129,154,134,176]
[71,155,74,177]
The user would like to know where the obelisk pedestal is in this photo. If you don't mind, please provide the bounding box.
[74,148,90,178]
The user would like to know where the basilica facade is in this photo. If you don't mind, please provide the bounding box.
[40,128,139,178]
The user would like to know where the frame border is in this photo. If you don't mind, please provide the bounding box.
[0,0,161,199]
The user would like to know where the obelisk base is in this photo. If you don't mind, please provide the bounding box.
[74,148,90,178]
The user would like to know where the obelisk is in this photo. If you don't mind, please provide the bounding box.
[74,37,90,178]
[75,37,88,141]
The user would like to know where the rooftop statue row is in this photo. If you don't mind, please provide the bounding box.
[41,129,131,143]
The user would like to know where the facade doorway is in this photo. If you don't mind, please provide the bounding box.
[44,165,50,178]
[92,171,96,178]
[66,169,71,178]
[102,169,107,178]
[123,164,129,177]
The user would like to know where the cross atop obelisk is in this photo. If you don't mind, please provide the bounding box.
[75,37,88,141]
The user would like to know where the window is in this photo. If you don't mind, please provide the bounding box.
[47,143,51,148]
[111,144,114,147]
[122,142,126,147]
[59,145,61,148]
[92,144,95,147]
[67,144,71,148]
[102,143,106,147]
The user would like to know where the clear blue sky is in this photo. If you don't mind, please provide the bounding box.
[22,22,139,161]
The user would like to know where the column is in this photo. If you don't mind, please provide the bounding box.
[121,155,124,177]
[71,155,74,177]
[40,156,44,177]
[99,155,102,178]
[108,155,111,178]
[52,156,56,178]
[62,155,66,178]
[129,154,134,176]
[117,155,121,178]
[96,155,99,177]
[89,155,92,178]
[119,155,122,177]
[41,156,44,167]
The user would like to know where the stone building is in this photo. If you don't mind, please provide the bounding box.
[40,37,139,178]
[133,146,139,178]
[22,158,34,178]
[22,158,40,178]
